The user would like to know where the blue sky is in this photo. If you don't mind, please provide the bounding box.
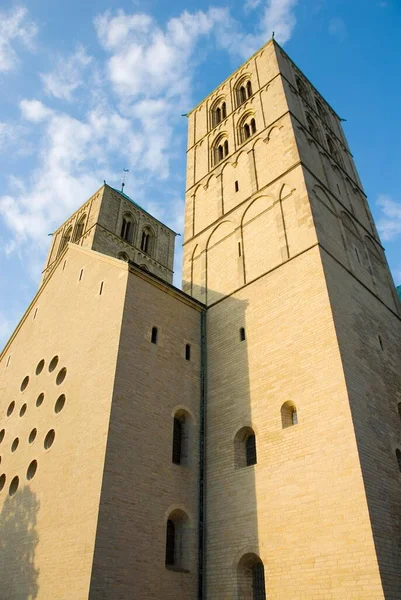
[0,0,400,348]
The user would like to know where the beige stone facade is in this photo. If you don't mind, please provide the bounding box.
[0,38,401,600]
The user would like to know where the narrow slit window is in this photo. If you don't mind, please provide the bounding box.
[216,106,221,124]
[172,417,182,464]
[235,180,239,192]
[99,281,104,296]
[33,308,38,320]
[238,242,242,257]
[165,520,175,565]
[246,434,257,466]
[79,269,83,281]
[378,335,384,351]
[151,327,158,344]
[240,327,245,341]
[396,449,401,473]
[222,102,227,119]
[185,344,191,361]
[224,140,229,156]
[355,248,360,263]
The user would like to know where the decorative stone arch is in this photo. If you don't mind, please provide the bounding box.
[206,219,236,251]
[139,263,150,273]
[140,224,155,256]
[313,184,336,213]
[190,242,205,300]
[206,220,238,304]
[241,195,275,228]
[295,74,309,102]
[279,183,294,201]
[340,211,361,238]
[365,236,382,262]
[117,252,129,262]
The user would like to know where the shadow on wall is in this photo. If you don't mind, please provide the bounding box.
[0,486,40,599]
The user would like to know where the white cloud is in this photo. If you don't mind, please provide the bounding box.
[20,99,53,122]
[377,194,401,241]
[41,45,92,101]
[0,6,37,73]
[0,3,301,288]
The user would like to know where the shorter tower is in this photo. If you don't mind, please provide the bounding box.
[42,183,176,284]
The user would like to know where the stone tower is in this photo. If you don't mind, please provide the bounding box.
[183,39,401,598]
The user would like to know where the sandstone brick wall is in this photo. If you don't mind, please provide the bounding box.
[89,268,203,600]
[0,244,128,599]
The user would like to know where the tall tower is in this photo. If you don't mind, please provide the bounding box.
[183,39,401,598]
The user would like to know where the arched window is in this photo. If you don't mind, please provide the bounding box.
[121,214,135,243]
[237,553,266,600]
[239,115,257,144]
[396,449,401,473]
[247,80,253,98]
[234,427,257,468]
[281,401,298,428]
[316,98,328,124]
[240,327,246,342]
[306,114,321,143]
[117,252,129,262]
[151,326,158,344]
[165,510,190,570]
[236,79,252,107]
[140,226,154,256]
[211,98,227,128]
[213,136,229,165]
[58,226,72,255]
[73,214,86,242]
[296,76,308,102]
[326,135,342,165]
[172,410,191,465]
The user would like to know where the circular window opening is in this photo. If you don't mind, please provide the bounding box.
[35,359,45,375]
[29,429,37,444]
[44,429,55,450]
[9,476,19,496]
[55,395,66,414]
[36,393,44,408]
[7,401,15,417]
[27,460,37,481]
[11,438,19,453]
[0,429,5,444]
[0,474,6,492]
[19,403,27,417]
[49,356,59,372]
[56,368,67,385]
[20,376,29,392]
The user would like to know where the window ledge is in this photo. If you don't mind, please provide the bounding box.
[165,565,190,573]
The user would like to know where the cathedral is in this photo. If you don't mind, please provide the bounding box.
[1,38,401,599]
